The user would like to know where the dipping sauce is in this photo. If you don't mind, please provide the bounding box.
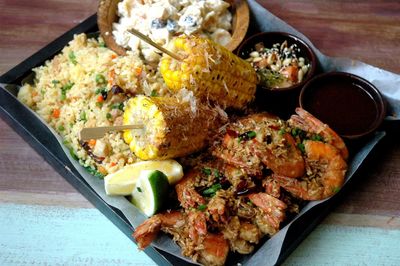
[300,72,386,138]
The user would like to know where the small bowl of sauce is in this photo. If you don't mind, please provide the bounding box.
[299,72,386,139]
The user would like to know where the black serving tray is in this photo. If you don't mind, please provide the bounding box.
[0,12,386,266]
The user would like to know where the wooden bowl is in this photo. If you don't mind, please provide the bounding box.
[97,0,250,55]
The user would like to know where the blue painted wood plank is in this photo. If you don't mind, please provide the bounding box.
[2,204,400,265]
[283,224,400,265]
[0,204,156,265]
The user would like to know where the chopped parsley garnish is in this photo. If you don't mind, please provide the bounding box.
[137,187,142,193]
[311,134,323,142]
[58,125,65,131]
[69,148,79,160]
[297,142,305,153]
[214,169,222,179]
[202,168,212,176]
[84,166,105,179]
[202,183,222,197]
[197,204,207,211]
[291,127,307,139]
[278,128,286,135]
[106,113,112,120]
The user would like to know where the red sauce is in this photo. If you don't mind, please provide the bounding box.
[302,79,379,136]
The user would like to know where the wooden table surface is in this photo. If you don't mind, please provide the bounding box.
[1,0,400,265]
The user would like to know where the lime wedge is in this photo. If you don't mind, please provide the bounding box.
[131,170,170,216]
[104,159,183,196]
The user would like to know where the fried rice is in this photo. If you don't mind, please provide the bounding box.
[17,33,171,177]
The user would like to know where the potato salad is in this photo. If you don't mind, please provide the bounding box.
[112,0,233,62]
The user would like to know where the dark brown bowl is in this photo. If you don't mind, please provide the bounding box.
[237,32,317,118]
[299,72,387,140]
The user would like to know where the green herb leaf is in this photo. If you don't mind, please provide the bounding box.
[84,166,105,179]
[106,113,112,119]
[58,125,65,131]
[150,90,158,97]
[137,187,142,193]
[68,51,78,65]
[202,168,212,176]
[202,183,222,197]
[197,204,207,211]
[238,131,257,142]
[69,148,79,160]
[257,68,284,88]
[214,169,222,179]
[311,134,323,142]
[297,142,305,153]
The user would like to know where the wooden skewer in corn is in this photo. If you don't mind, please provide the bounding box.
[127,28,183,61]
[79,29,183,141]
[79,125,144,141]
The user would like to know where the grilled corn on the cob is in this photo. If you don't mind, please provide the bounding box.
[123,95,226,160]
[160,35,258,109]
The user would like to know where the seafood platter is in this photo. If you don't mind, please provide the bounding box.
[1,0,399,265]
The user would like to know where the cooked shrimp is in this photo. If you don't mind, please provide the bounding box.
[289,107,349,160]
[262,176,281,198]
[273,140,347,200]
[208,194,228,223]
[133,210,228,265]
[188,210,207,242]
[213,133,263,176]
[251,132,305,178]
[213,113,305,178]
[133,210,186,250]
[175,170,206,209]
[248,192,287,236]
[198,233,230,266]
[221,216,261,255]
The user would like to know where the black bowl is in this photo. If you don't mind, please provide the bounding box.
[237,32,318,118]
[299,72,387,139]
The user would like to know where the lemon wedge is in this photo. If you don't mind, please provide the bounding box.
[104,159,183,196]
[131,170,170,216]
